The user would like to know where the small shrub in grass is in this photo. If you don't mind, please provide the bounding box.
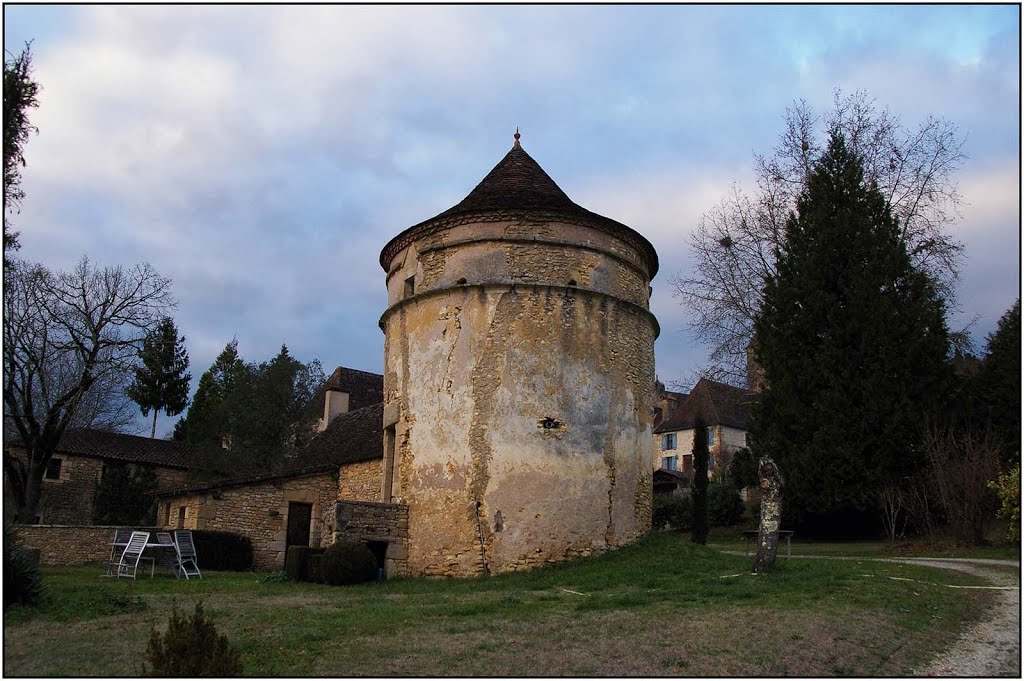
[191,530,253,571]
[4,524,43,608]
[320,542,377,585]
[258,571,288,584]
[652,494,693,531]
[708,481,744,526]
[147,601,243,677]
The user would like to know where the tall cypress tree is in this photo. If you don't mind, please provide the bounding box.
[691,418,710,545]
[751,131,950,534]
[127,317,191,438]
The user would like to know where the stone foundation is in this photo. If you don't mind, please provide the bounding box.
[332,500,410,578]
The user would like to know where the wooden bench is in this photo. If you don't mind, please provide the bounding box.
[742,530,794,559]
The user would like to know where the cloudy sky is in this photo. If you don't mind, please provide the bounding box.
[4,4,1019,437]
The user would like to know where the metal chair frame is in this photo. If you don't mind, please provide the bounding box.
[115,531,152,580]
[103,527,135,577]
[172,530,202,580]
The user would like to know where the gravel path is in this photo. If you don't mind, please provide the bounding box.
[778,554,1020,676]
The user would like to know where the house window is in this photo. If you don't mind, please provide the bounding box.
[404,276,416,299]
[177,507,186,529]
[708,429,715,446]
[661,456,678,471]
[708,452,715,471]
[164,504,171,527]
[662,433,677,451]
[44,458,62,480]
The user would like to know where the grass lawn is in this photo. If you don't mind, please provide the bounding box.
[3,532,1002,676]
[707,524,1022,561]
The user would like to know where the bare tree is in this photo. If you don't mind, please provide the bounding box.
[673,89,966,384]
[921,423,1001,546]
[3,257,175,521]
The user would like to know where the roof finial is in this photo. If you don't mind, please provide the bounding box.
[513,127,521,148]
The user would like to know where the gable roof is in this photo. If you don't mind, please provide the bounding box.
[156,403,383,496]
[318,366,384,413]
[654,378,754,434]
[379,140,658,278]
[40,428,196,469]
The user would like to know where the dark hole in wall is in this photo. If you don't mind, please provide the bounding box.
[568,279,577,287]
[456,277,467,285]
[539,417,562,430]
[366,541,388,580]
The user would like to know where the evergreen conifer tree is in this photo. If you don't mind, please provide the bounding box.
[127,317,191,438]
[975,299,1020,467]
[691,418,710,545]
[751,131,950,534]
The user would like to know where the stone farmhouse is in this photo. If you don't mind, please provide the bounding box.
[652,377,754,484]
[3,429,193,525]
[15,135,665,578]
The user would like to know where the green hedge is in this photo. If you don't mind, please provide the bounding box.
[284,546,325,582]
[191,530,253,571]
[320,542,377,586]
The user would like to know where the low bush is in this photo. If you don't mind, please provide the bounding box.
[284,546,325,582]
[320,542,377,586]
[4,524,44,608]
[191,531,253,571]
[652,494,693,531]
[708,481,744,526]
[147,601,243,677]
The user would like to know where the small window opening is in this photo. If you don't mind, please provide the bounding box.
[45,458,62,480]
[456,277,467,285]
[539,417,562,430]
[404,276,416,298]
[568,279,577,287]
[382,426,397,501]
[177,507,186,529]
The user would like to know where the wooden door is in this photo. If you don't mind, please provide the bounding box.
[286,502,313,549]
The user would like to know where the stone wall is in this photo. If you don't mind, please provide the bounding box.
[332,500,410,578]
[158,472,336,571]
[381,216,657,577]
[15,524,160,565]
[339,459,382,502]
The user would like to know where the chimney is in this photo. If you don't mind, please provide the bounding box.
[319,389,350,431]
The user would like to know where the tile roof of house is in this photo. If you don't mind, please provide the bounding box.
[654,378,754,434]
[379,140,659,277]
[156,403,383,496]
[318,366,384,413]
[44,428,196,469]
[653,390,688,429]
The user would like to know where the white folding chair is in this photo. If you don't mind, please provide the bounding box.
[103,527,134,577]
[154,532,178,576]
[173,530,202,580]
[115,531,152,580]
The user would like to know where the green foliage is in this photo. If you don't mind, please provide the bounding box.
[285,545,325,582]
[191,530,253,571]
[320,542,378,586]
[3,43,40,253]
[175,340,325,472]
[989,465,1020,543]
[92,464,158,525]
[146,601,243,677]
[127,316,191,438]
[975,299,1020,468]
[258,571,288,584]
[708,481,745,526]
[691,419,709,544]
[652,494,693,531]
[751,132,950,535]
[4,524,43,608]
[728,447,759,489]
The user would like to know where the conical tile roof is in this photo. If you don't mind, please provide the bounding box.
[380,138,658,277]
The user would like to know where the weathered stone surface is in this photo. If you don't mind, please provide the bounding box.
[752,457,783,574]
[380,211,658,577]
[16,524,161,565]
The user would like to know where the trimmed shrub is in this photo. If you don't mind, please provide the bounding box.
[191,531,253,571]
[708,481,745,526]
[320,542,377,586]
[147,601,243,677]
[652,494,693,531]
[284,546,325,582]
[4,524,43,608]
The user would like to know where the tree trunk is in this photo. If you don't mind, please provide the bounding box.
[752,457,783,574]
[151,411,158,439]
[20,466,43,524]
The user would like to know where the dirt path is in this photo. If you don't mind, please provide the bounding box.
[781,554,1020,676]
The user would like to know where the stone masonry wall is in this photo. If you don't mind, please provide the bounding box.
[16,524,160,565]
[332,500,410,578]
[339,459,382,502]
[381,216,656,577]
[158,472,336,571]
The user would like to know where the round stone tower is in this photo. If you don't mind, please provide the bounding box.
[378,134,659,577]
